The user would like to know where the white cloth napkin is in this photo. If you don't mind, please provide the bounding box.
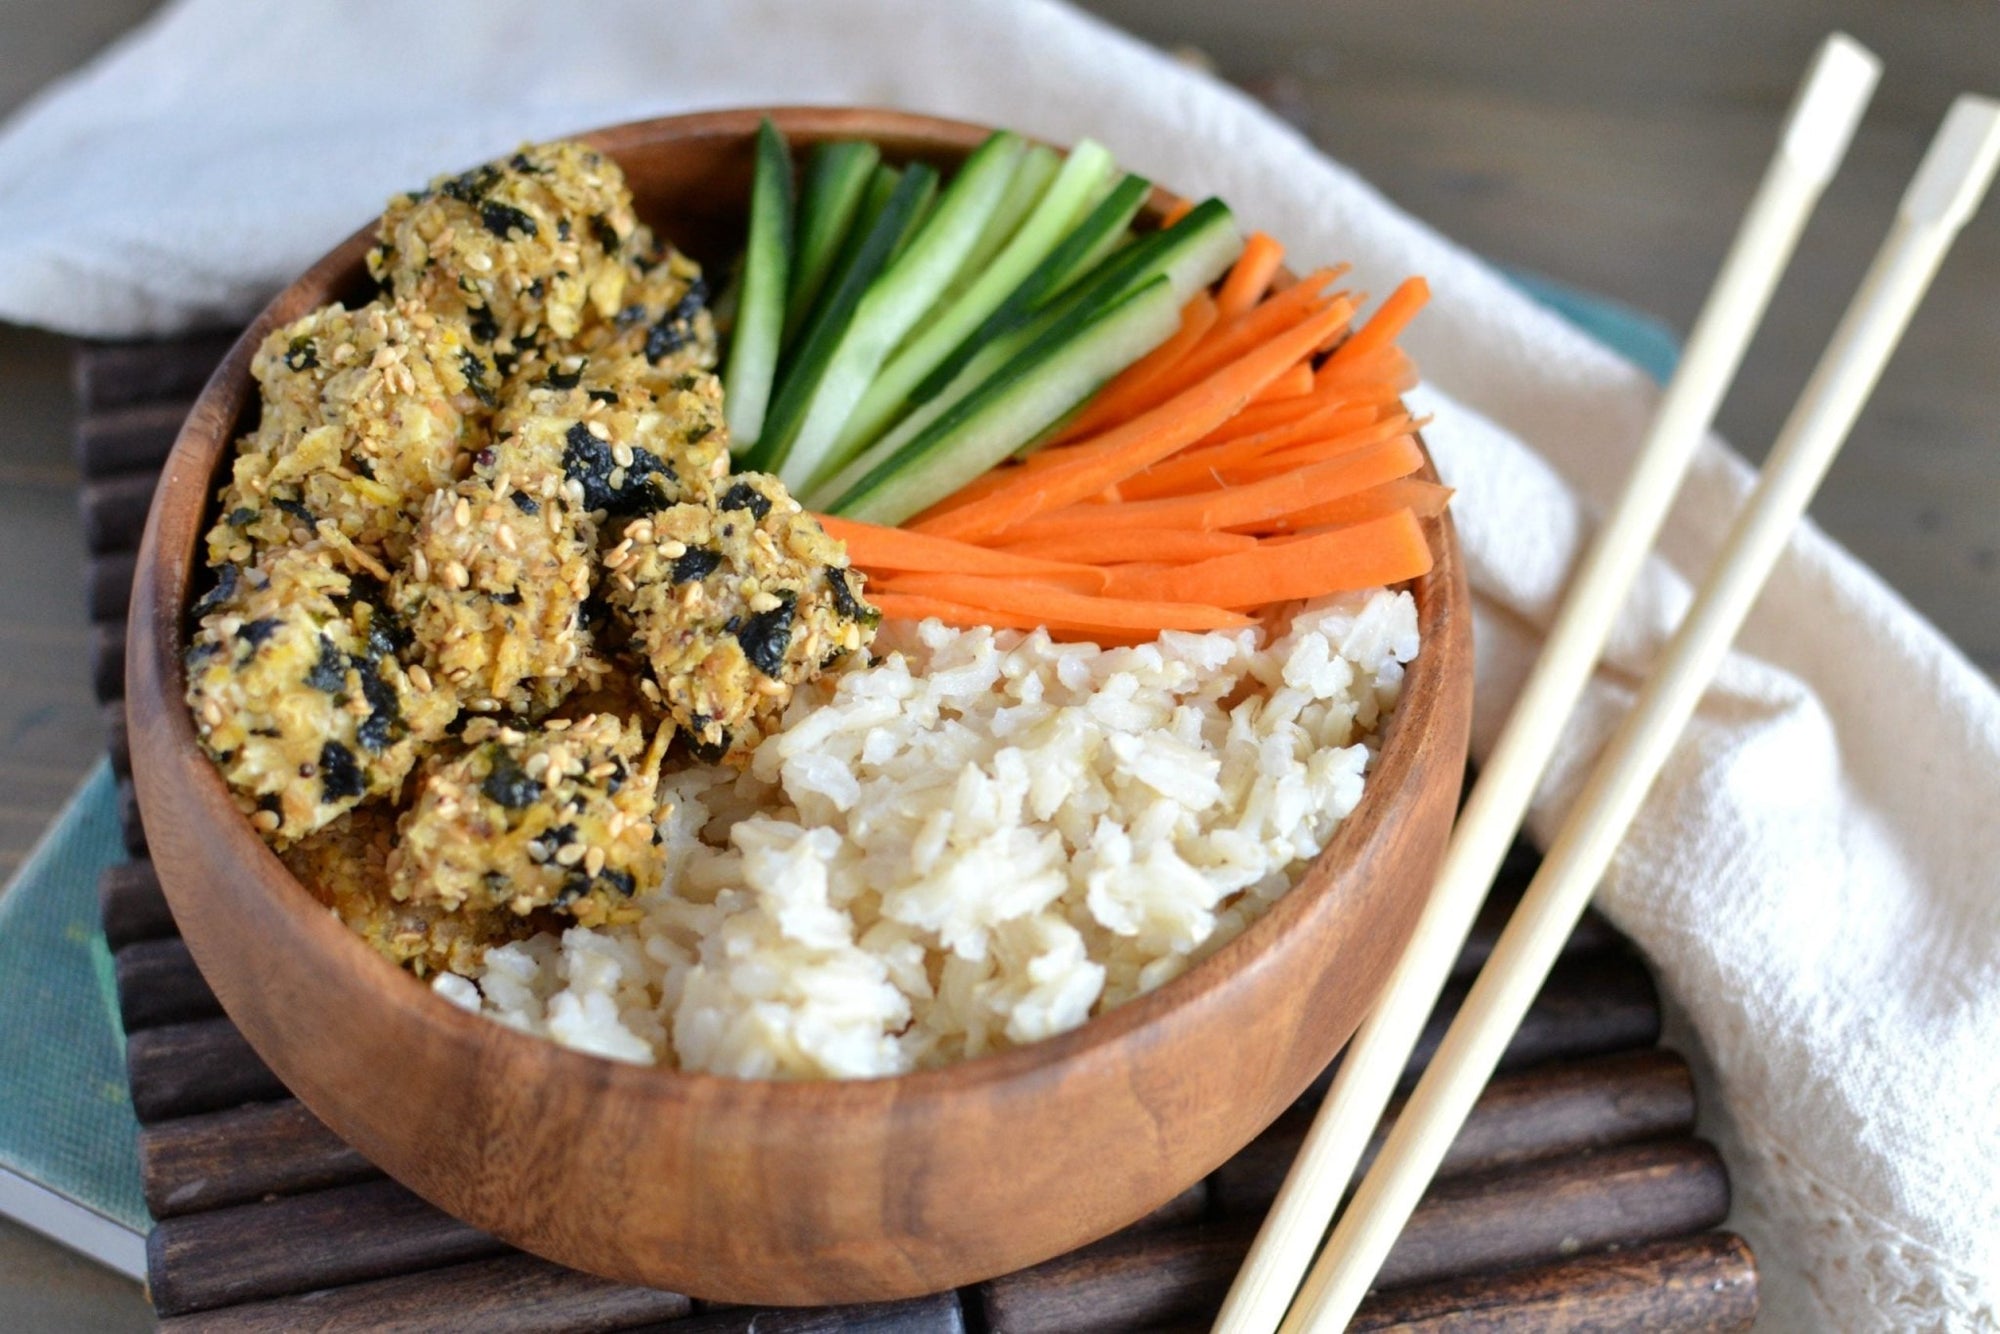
[6,2,1996,1326]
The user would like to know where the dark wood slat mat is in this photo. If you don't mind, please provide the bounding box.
[78,335,1758,1330]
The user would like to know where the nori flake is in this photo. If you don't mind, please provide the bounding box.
[480,201,538,239]
[718,481,772,521]
[589,214,621,254]
[193,563,240,616]
[467,305,500,344]
[644,276,707,362]
[825,567,876,626]
[509,491,540,515]
[225,507,257,527]
[283,336,318,372]
[681,723,731,765]
[586,388,618,405]
[354,656,402,754]
[461,349,497,407]
[238,618,281,649]
[735,592,797,678]
[542,363,583,390]
[275,498,315,527]
[304,635,348,693]
[440,163,502,204]
[480,749,540,810]
[562,422,675,517]
[318,741,364,802]
[672,547,722,584]
[600,868,636,897]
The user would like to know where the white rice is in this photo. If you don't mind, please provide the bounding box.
[433,589,1421,1078]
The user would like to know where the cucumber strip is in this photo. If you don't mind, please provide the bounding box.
[783,140,881,348]
[775,132,1025,494]
[846,197,1241,475]
[742,163,937,475]
[937,143,1064,310]
[721,119,794,453]
[819,276,1181,525]
[831,140,1117,463]
[906,172,1151,407]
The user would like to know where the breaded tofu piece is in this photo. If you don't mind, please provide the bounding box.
[184,547,457,845]
[602,473,877,764]
[368,142,642,357]
[206,299,494,573]
[282,803,529,976]
[390,713,667,928]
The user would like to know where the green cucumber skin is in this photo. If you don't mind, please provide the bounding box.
[942,143,1063,308]
[783,140,881,349]
[832,140,1118,465]
[825,276,1181,525]
[906,172,1152,407]
[721,119,794,453]
[742,163,937,475]
[777,132,1024,493]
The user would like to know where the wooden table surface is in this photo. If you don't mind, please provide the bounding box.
[0,2,1994,1327]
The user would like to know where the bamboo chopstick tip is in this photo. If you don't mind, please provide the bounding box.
[1900,95,2000,228]
[1778,33,1880,181]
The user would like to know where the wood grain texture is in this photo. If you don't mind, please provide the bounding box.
[81,471,157,554]
[977,1140,1728,1331]
[88,548,136,622]
[124,106,1474,1305]
[73,333,237,413]
[658,1294,965,1334]
[126,1017,284,1121]
[75,398,200,480]
[1348,1232,1758,1332]
[154,1252,695,1333]
[148,1177,507,1316]
[114,935,219,1031]
[99,860,175,948]
[141,1099,375,1219]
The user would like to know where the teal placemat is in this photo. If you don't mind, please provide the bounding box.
[0,273,1679,1268]
[0,760,146,1238]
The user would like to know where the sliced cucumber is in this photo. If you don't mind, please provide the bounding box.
[839,198,1242,480]
[906,172,1151,407]
[741,163,937,475]
[721,119,794,453]
[818,275,1181,525]
[783,140,880,349]
[775,131,1025,493]
[831,139,1117,463]
[932,143,1063,316]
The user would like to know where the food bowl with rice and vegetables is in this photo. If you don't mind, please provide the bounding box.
[127,107,1471,1303]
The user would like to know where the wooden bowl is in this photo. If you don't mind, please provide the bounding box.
[127,107,1472,1305]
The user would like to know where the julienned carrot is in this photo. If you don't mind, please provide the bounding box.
[995,527,1259,565]
[1247,361,1314,404]
[1049,294,1221,445]
[1117,409,1408,501]
[1103,509,1432,606]
[815,514,1110,592]
[1217,232,1284,318]
[1323,276,1429,369]
[1195,373,1406,450]
[1259,480,1456,539]
[872,572,1255,632]
[1159,196,1196,228]
[1001,435,1426,541]
[916,297,1360,543]
[1214,427,1425,487]
[1164,270,1351,391]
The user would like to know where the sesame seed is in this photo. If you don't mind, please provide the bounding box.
[584,846,606,876]
[251,809,281,832]
[611,442,633,468]
[555,843,586,867]
[587,420,610,441]
[445,561,470,589]
[408,664,433,692]
[454,497,471,527]
[412,550,431,581]
[496,526,518,553]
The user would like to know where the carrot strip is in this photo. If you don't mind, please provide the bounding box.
[1259,479,1456,539]
[1323,276,1428,369]
[1118,408,1406,501]
[873,572,1254,631]
[816,514,1109,592]
[1000,435,1426,540]
[1247,360,1314,404]
[1104,509,1433,605]
[917,298,1360,543]
[1159,196,1196,228]
[1217,232,1285,318]
[1046,293,1222,446]
[1165,271,1350,391]
[996,527,1259,565]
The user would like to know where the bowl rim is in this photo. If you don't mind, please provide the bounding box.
[134,104,1465,1111]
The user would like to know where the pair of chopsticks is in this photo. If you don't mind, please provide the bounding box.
[1217,33,2000,1334]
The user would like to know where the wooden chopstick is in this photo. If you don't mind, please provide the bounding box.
[1211,32,1882,1334]
[1280,92,2000,1333]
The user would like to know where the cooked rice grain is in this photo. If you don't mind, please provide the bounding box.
[438,589,1420,1078]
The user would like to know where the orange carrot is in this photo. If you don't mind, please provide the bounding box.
[1323,276,1428,369]
[996,527,1259,565]
[1048,294,1222,446]
[1104,509,1433,606]
[917,297,1360,543]
[1259,479,1456,539]
[872,573,1254,632]
[1118,409,1408,501]
[1000,435,1426,540]
[1217,232,1285,318]
[1159,196,1196,228]
[1247,360,1315,404]
[1166,270,1350,390]
[816,514,1109,592]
